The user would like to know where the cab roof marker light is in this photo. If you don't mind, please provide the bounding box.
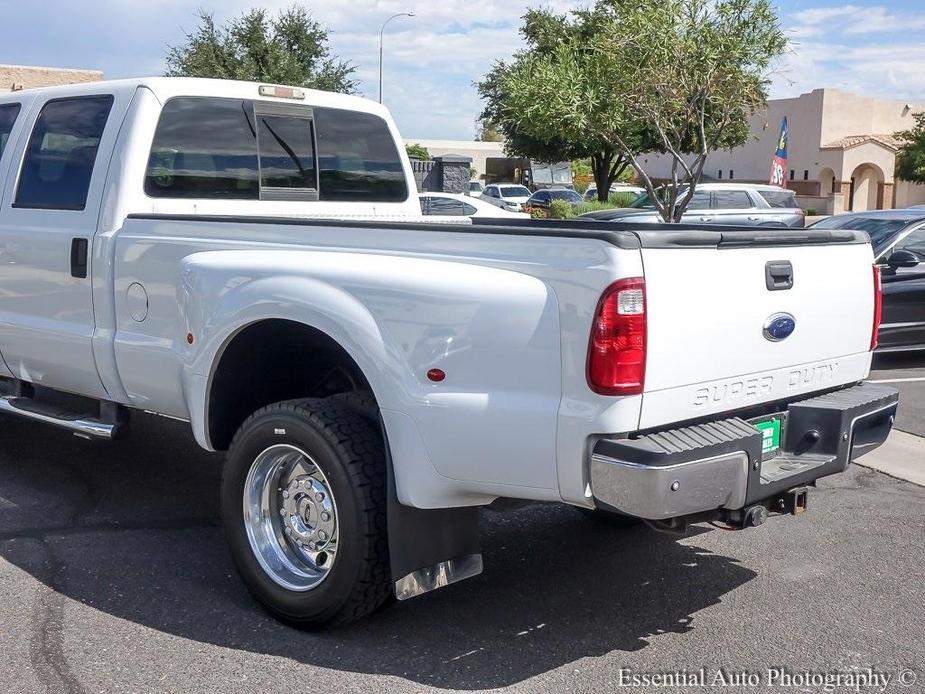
[258,85,306,100]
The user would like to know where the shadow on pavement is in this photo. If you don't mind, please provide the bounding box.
[0,413,757,690]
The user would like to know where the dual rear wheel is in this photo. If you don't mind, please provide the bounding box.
[220,397,391,627]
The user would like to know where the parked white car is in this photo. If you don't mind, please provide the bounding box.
[0,77,898,628]
[480,183,532,212]
[419,192,528,218]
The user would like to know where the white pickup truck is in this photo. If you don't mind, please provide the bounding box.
[0,78,899,626]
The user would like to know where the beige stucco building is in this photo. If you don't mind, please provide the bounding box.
[640,89,925,214]
[0,64,102,93]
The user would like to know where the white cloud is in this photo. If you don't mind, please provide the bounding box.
[7,1,925,139]
[776,4,925,104]
[167,0,593,137]
[788,4,925,38]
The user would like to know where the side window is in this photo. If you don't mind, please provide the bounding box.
[686,191,711,210]
[0,103,22,158]
[712,190,752,209]
[898,229,925,258]
[461,202,477,215]
[146,97,259,199]
[254,103,317,198]
[15,95,113,211]
[426,197,466,215]
[314,108,407,202]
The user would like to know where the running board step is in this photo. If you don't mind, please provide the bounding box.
[0,395,124,440]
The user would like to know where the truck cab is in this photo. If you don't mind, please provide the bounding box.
[0,78,418,402]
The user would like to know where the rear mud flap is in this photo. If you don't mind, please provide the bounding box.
[385,445,482,600]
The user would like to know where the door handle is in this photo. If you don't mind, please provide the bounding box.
[70,238,88,279]
[747,216,761,221]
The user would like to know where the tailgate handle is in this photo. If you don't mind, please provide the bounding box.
[765,260,793,291]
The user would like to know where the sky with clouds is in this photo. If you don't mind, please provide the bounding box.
[3,0,925,139]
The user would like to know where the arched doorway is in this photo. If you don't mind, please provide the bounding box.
[849,163,885,211]
[819,167,836,197]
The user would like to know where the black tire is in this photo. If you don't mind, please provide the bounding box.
[576,507,642,528]
[221,398,391,627]
[327,390,379,423]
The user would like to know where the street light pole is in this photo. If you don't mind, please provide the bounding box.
[379,11,415,103]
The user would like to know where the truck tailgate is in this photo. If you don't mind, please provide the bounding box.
[638,232,875,429]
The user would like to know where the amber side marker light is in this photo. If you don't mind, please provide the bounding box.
[258,85,306,100]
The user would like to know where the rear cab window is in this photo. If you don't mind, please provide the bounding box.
[255,102,317,199]
[145,97,259,199]
[146,96,406,204]
[15,95,114,210]
[314,108,407,202]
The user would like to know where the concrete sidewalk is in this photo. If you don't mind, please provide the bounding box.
[855,429,925,487]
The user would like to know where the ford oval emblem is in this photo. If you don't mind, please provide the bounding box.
[763,313,796,342]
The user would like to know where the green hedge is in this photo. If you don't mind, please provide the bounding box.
[572,191,639,216]
[549,199,575,219]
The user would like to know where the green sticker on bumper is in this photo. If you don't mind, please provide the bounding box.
[754,418,782,455]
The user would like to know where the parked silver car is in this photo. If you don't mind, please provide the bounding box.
[579,183,805,227]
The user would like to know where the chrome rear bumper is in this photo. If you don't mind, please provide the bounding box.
[591,451,749,520]
[590,383,899,521]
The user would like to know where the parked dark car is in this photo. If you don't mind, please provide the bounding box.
[525,188,583,210]
[811,209,925,351]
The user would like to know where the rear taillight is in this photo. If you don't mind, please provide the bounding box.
[587,278,646,395]
[871,264,882,351]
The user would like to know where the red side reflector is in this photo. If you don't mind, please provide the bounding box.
[587,277,646,395]
[871,265,882,351]
[426,368,446,382]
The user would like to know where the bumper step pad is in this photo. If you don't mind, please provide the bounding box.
[591,382,899,520]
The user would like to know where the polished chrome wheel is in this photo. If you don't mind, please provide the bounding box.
[243,444,339,591]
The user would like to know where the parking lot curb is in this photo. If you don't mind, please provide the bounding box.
[855,429,925,487]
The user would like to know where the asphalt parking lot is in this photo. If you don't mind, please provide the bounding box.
[870,353,925,437]
[0,377,922,694]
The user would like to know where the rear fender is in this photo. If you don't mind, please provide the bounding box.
[176,249,562,509]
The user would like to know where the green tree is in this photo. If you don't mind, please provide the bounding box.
[405,143,431,160]
[474,118,504,142]
[479,6,648,202]
[165,6,357,94]
[493,0,787,220]
[896,113,925,183]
